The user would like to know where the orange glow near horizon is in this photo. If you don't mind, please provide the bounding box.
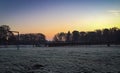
[10,13,120,40]
[11,22,120,40]
[9,11,120,41]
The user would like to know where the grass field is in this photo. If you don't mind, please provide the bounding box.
[0,45,120,73]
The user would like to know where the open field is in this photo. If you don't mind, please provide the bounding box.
[0,45,120,73]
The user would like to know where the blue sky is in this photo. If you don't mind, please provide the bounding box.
[0,0,120,40]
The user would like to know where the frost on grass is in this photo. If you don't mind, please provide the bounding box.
[0,45,120,73]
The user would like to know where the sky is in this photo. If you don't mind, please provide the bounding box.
[0,0,120,40]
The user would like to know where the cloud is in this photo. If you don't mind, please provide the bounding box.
[108,10,120,16]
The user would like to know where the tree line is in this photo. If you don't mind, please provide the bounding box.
[53,27,120,45]
[0,25,46,46]
[0,25,120,46]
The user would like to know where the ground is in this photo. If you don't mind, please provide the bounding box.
[0,45,120,73]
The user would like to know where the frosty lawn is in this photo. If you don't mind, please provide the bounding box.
[0,45,120,73]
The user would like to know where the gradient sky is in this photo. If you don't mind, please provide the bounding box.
[0,0,120,40]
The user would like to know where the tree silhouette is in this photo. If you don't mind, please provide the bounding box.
[66,31,71,42]
[79,31,86,42]
[52,27,120,46]
[0,25,12,45]
[102,28,110,44]
[72,30,80,42]
[0,25,47,46]
[19,33,46,46]
[53,32,66,42]
[95,30,102,43]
